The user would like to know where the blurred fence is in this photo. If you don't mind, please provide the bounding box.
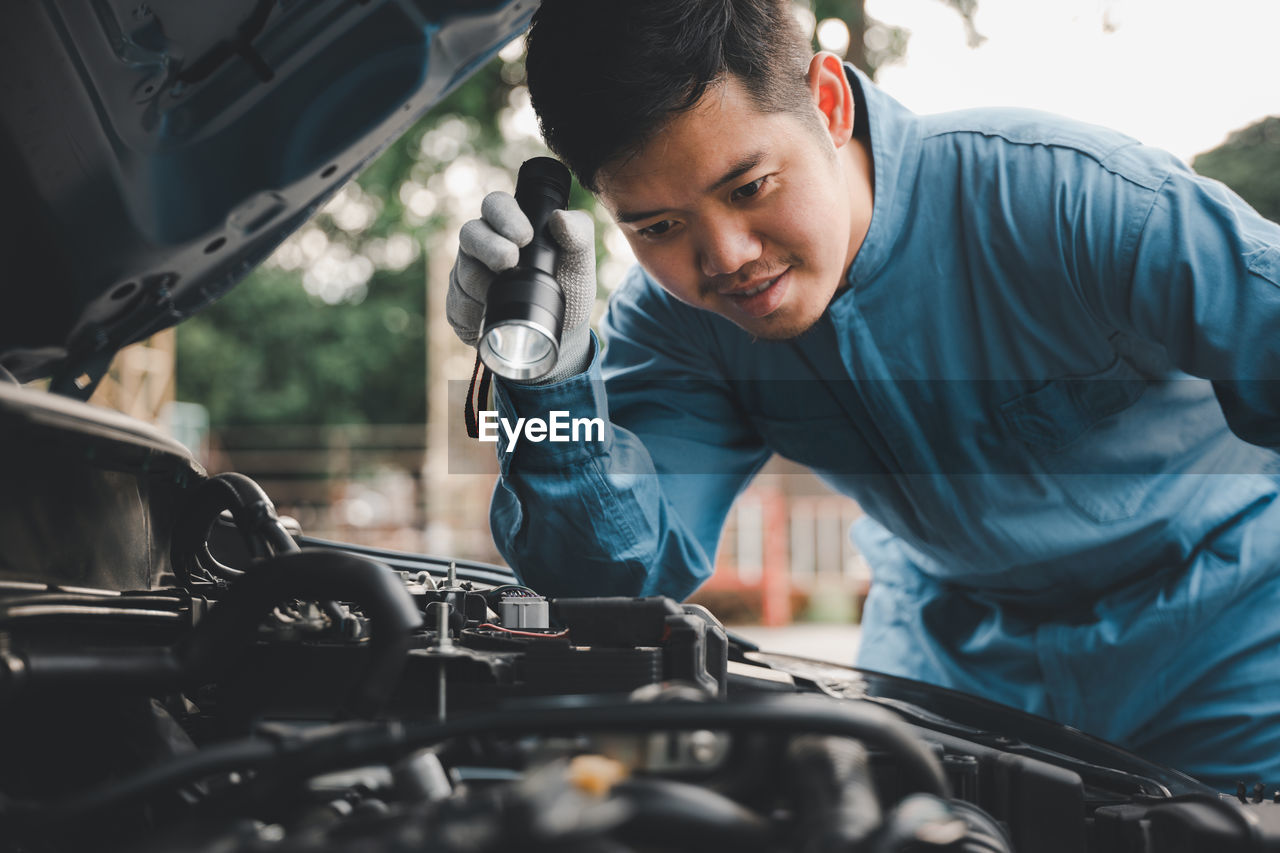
[692,475,870,628]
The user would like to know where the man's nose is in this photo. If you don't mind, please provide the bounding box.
[698,218,762,278]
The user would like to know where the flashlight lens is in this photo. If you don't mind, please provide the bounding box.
[489,324,553,366]
[480,322,558,380]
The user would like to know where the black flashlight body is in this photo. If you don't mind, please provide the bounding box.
[478,157,573,380]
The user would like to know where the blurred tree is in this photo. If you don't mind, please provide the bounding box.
[176,264,427,426]
[812,0,982,78]
[1193,116,1280,224]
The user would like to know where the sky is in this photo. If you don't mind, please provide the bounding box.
[860,0,1280,162]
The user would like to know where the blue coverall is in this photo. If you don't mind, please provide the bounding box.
[488,66,1280,788]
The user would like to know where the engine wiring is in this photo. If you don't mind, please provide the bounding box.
[487,584,540,597]
[477,622,569,638]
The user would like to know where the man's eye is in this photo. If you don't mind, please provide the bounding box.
[731,177,766,201]
[639,220,676,238]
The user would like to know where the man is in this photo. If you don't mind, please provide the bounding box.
[446,0,1280,789]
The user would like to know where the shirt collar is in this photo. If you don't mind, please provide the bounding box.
[841,64,924,292]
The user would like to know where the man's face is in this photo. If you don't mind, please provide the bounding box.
[595,68,871,340]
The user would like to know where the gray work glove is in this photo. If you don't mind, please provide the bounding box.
[447,191,596,385]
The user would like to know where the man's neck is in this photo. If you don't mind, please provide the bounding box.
[839,124,875,282]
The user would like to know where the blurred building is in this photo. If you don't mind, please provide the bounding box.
[691,457,870,628]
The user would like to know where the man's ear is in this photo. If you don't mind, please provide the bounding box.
[806,52,855,149]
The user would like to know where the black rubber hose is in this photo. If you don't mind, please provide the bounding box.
[871,793,1014,853]
[179,550,421,719]
[262,518,301,555]
[1,694,948,831]
[171,473,300,584]
[172,478,259,583]
[214,473,304,561]
[5,551,421,719]
[402,696,949,799]
[0,592,186,610]
[610,776,775,851]
[785,735,883,850]
[10,646,183,691]
[250,519,349,626]
[0,738,277,833]
[171,485,228,585]
[185,475,350,625]
[0,720,408,831]
[172,474,345,625]
[947,799,1015,853]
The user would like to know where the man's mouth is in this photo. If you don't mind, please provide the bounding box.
[734,278,777,297]
[719,268,791,318]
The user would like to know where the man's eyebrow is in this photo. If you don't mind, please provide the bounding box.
[616,206,669,225]
[706,151,766,193]
[614,151,767,224]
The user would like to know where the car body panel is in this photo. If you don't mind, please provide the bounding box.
[0,0,535,391]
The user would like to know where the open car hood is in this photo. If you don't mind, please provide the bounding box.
[0,0,534,395]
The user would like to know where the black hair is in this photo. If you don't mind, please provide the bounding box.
[525,0,816,192]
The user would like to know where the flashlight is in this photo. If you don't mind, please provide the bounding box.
[478,157,573,381]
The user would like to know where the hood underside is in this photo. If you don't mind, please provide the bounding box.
[0,0,534,395]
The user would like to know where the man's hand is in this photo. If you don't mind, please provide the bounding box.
[447,191,596,384]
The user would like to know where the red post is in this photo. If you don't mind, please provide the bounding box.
[760,486,791,627]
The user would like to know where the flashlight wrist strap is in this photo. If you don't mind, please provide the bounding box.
[464,353,494,440]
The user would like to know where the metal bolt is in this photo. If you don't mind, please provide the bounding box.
[688,730,719,764]
[427,602,453,724]
[434,602,452,649]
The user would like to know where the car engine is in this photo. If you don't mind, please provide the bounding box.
[5,381,1280,853]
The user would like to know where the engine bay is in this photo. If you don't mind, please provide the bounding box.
[3,382,1280,853]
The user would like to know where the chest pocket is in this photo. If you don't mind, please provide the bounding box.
[999,355,1152,522]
